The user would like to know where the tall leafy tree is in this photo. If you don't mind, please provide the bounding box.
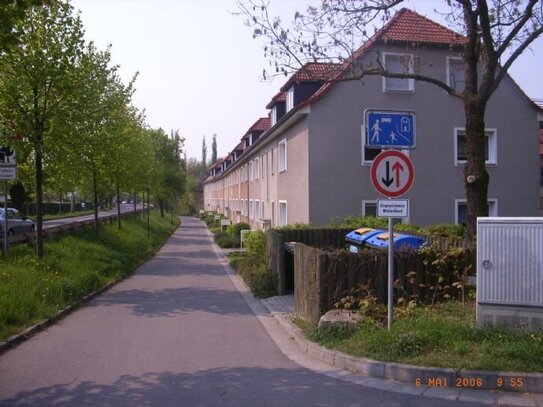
[0,0,85,257]
[201,135,207,170]
[61,42,136,237]
[148,128,186,217]
[211,133,218,165]
[237,0,543,239]
[0,0,49,54]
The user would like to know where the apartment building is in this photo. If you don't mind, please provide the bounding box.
[203,8,541,229]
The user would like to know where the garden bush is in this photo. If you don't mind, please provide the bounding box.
[228,252,277,298]
[213,230,238,248]
[228,222,250,242]
[243,230,266,258]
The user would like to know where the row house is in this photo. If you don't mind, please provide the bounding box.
[203,8,541,229]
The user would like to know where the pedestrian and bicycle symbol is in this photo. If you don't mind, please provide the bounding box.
[370,150,414,197]
[365,110,416,149]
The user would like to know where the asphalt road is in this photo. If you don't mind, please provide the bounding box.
[42,204,141,229]
[0,217,488,406]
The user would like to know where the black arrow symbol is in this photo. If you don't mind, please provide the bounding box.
[382,161,394,187]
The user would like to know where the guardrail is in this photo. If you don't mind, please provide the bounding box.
[0,209,145,252]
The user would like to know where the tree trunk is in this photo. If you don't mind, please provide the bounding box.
[463,99,489,241]
[133,191,137,214]
[159,199,164,217]
[116,182,121,229]
[92,168,99,238]
[35,145,44,258]
[70,193,75,212]
[146,188,150,238]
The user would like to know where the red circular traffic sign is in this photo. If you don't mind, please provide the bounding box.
[370,150,414,197]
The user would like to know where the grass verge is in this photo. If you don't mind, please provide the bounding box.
[0,210,179,341]
[294,302,543,372]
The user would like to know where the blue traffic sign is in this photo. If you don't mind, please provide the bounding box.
[365,110,416,149]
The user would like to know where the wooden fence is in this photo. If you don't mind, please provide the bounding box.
[266,228,470,296]
[293,242,472,323]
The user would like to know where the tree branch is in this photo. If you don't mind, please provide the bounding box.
[491,24,543,95]
[496,0,540,57]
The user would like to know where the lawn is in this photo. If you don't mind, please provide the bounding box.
[296,301,543,373]
[0,211,178,341]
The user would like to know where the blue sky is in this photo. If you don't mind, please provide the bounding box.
[71,0,543,160]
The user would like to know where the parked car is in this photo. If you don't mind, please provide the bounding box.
[0,208,35,236]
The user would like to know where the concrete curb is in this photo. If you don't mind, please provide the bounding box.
[0,280,117,355]
[269,311,543,404]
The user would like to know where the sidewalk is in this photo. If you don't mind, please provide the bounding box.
[257,291,543,406]
[220,247,543,405]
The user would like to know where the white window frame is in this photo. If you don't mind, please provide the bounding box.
[447,57,465,92]
[454,128,497,166]
[455,199,498,225]
[279,200,288,226]
[382,52,415,92]
[286,86,294,111]
[249,161,254,181]
[254,157,260,179]
[271,106,277,126]
[361,200,377,217]
[255,199,260,220]
[261,201,265,220]
[278,139,287,172]
[249,199,254,220]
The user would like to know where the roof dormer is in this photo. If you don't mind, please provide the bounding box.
[278,62,340,113]
[266,92,287,126]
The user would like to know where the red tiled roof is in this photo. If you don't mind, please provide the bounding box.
[377,8,465,47]
[266,91,287,109]
[280,62,342,91]
[208,160,222,170]
[247,117,271,133]
[298,8,466,109]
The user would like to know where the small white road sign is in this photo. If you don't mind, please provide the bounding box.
[377,199,409,218]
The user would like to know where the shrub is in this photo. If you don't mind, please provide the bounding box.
[425,223,466,238]
[229,253,277,298]
[223,222,250,247]
[243,230,266,257]
[276,223,313,230]
[228,222,250,240]
[213,230,238,248]
[327,215,466,239]
[327,215,388,229]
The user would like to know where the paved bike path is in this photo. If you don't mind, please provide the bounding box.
[0,217,485,406]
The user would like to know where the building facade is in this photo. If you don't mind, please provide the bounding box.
[203,9,541,229]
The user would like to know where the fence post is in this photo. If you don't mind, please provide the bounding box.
[266,230,286,295]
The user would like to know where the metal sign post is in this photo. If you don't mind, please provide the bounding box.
[3,180,7,257]
[370,151,415,331]
[0,146,16,258]
[387,214,394,331]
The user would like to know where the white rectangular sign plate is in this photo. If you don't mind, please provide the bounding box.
[377,199,409,218]
[0,167,16,180]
